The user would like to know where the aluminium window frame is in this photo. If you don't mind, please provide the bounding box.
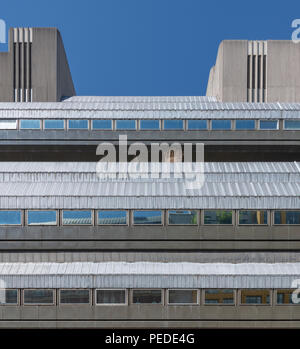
[238,289,272,306]
[272,210,300,226]
[237,210,269,226]
[26,209,59,226]
[167,209,199,226]
[258,119,279,130]
[95,288,128,306]
[167,289,200,306]
[59,289,91,306]
[283,120,300,130]
[22,288,56,306]
[202,289,236,306]
[131,289,164,305]
[0,288,20,305]
[275,289,300,306]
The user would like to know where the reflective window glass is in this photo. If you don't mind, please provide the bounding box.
[68,120,89,129]
[274,211,300,225]
[20,120,41,129]
[211,120,231,130]
[62,210,92,225]
[92,120,112,130]
[23,289,54,304]
[60,290,90,304]
[204,289,235,304]
[97,210,127,225]
[115,120,136,130]
[0,211,22,225]
[44,120,65,129]
[168,290,198,304]
[259,120,278,130]
[27,211,57,225]
[235,120,256,130]
[163,120,184,130]
[239,210,267,225]
[132,290,162,304]
[187,120,207,130]
[96,290,126,304]
[168,210,198,225]
[140,120,160,130]
[204,210,232,225]
[133,210,162,225]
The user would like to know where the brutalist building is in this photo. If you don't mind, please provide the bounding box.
[0,27,300,328]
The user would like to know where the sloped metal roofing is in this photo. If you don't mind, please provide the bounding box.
[62,96,218,103]
[0,100,299,119]
[0,262,298,288]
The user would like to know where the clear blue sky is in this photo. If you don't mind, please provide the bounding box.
[0,0,299,96]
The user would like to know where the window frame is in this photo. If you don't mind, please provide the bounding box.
[132,210,164,226]
[163,119,185,131]
[258,120,279,130]
[283,120,300,130]
[167,210,199,226]
[91,119,113,131]
[26,210,58,226]
[67,119,90,130]
[237,210,269,226]
[131,289,164,305]
[59,289,91,306]
[23,289,56,306]
[186,119,208,131]
[43,119,66,131]
[138,119,161,131]
[61,210,94,226]
[167,289,199,306]
[95,289,128,306]
[115,119,137,131]
[239,289,272,306]
[0,210,23,226]
[0,119,18,130]
[0,289,19,305]
[275,289,300,306]
[202,210,234,226]
[202,289,236,306]
[96,210,128,226]
[19,119,42,130]
[272,210,300,226]
[211,119,232,130]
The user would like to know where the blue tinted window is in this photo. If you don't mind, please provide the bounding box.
[274,211,300,224]
[68,120,89,129]
[235,120,256,130]
[133,210,162,225]
[163,120,184,130]
[0,211,21,225]
[44,120,64,130]
[168,210,198,225]
[284,120,300,130]
[140,120,160,130]
[187,120,207,130]
[20,120,41,129]
[62,210,92,225]
[97,210,127,225]
[27,211,57,225]
[92,120,112,130]
[259,120,278,130]
[211,120,231,130]
[115,120,136,130]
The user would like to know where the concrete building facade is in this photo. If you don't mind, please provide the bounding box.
[0,28,299,328]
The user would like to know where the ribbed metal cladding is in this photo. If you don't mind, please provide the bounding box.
[0,262,298,288]
[248,41,267,103]
[12,28,32,102]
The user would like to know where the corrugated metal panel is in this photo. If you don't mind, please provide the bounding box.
[0,262,298,288]
[62,96,218,103]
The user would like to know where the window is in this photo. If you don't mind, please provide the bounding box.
[235,120,256,130]
[238,210,268,225]
[163,120,184,130]
[204,210,232,225]
[240,290,270,305]
[140,120,160,130]
[284,120,300,130]
[68,119,89,130]
[27,210,57,226]
[274,211,300,225]
[168,290,198,305]
[276,290,300,305]
[92,120,112,130]
[96,289,127,305]
[44,120,65,130]
[133,210,162,225]
[0,289,18,304]
[211,120,231,130]
[0,210,22,225]
[259,120,278,130]
[132,290,162,304]
[204,289,235,305]
[20,120,41,129]
[115,120,136,130]
[23,289,54,305]
[168,210,198,225]
[0,120,17,130]
[62,210,92,225]
[187,120,207,130]
[97,210,127,225]
[60,289,90,304]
